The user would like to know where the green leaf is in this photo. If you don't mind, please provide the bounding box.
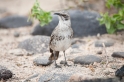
[107,27,116,34]
[106,19,111,29]
[98,18,105,25]
[113,14,120,18]
[98,0,124,34]
[106,3,111,8]
[29,0,52,26]
[119,10,123,16]
[40,22,46,26]
[104,13,111,29]
[117,22,124,30]
[106,0,112,8]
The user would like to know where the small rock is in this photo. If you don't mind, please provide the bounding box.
[23,73,39,82]
[33,56,52,66]
[0,15,32,28]
[70,49,82,54]
[103,70,111,75]
[69,77,118,82]
[68,56,74,61]
[0,65,7,70]
[26,52,34,56]
[18,35,50,54]
[97,50,102,54]
[74,55,102,65]
[96,33,100,39]
[9,49,25,56]
[0,65,13,81]
[38,72,72,82]
[71,44,80,48]
[0,69,13,81]
[14,32,20,37]
[69,73,120,82]
[72,39,86,45]
[111,65,118,69]
[115,65,124,80]
[112,52,124,58]
[60,60,66,64]
[69,73,93,82]
[95,39,114,47]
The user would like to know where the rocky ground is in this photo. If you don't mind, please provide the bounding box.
[1,26,124,82]
[0,0,124,82]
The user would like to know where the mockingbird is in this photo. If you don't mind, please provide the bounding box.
[49,11,73,68]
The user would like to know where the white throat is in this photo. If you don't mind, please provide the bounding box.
[58,16,71,28]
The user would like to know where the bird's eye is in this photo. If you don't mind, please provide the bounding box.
[60,14,69,20]
[63,15,67,18]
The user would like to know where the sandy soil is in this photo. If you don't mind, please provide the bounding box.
[1,27,124,82]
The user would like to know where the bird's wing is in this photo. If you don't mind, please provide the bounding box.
[49,27,59,45]
[49,28,60,61]
[49,48,59,61]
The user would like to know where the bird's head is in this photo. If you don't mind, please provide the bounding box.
[54,11,71,26]
[54,11,70,22]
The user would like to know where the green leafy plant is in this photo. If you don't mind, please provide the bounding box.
[99,0,124,34]
[29,0,52,26]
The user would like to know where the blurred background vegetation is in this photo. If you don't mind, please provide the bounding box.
[30,0,124,34]
[0,0,124,34]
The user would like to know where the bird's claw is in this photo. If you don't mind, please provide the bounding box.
[55,64,61,68]
[64,62,71,67]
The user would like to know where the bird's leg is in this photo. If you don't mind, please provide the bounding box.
[53,53,61,68]
[63,51,71,66]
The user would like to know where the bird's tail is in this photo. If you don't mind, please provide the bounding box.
[49,48,59,61]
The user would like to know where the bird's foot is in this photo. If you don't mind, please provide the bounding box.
[64,62,71,67]
[55,64,61,68]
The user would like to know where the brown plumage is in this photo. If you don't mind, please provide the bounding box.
[49,48,59,61]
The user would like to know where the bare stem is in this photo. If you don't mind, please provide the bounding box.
[102,43,109,67]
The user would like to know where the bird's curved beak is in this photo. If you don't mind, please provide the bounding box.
[54,13,62,16]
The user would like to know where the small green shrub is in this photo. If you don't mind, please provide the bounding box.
[99,0,124,34]
[29,0,52,26]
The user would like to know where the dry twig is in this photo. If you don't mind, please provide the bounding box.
[102,43,109,67]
